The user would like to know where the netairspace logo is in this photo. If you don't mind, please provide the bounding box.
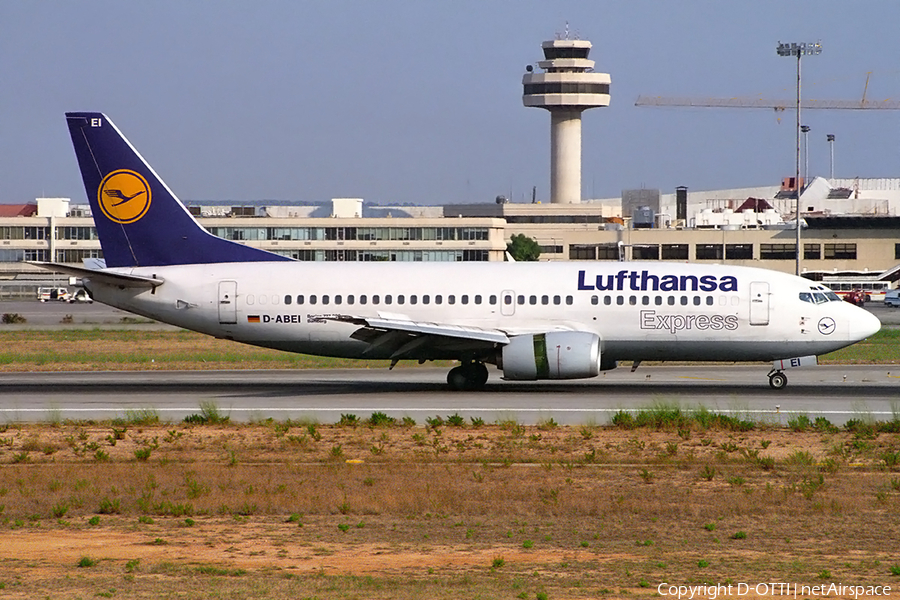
[657,582,892,600]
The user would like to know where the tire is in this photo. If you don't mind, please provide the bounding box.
[769,372,787,390]
[447,366,469,391]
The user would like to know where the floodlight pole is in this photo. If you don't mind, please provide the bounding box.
[827,133,835,180]
[778,41,821,276]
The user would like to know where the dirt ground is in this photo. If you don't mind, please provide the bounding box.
[1,421,899,599]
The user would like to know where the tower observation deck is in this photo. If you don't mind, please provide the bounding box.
[523,37,610,204]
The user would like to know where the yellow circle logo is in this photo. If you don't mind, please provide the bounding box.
[97,169,151,224]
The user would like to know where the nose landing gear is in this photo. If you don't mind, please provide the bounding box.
[767,370,787,390]
[447,361,489,391]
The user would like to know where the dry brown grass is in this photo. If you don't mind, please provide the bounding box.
[1,421,899,598]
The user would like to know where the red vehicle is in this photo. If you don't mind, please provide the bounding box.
[844,288,866,307]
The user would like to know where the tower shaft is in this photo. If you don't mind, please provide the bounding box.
[550,109,584,204]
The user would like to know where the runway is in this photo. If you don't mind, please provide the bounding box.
[1,365,897,425]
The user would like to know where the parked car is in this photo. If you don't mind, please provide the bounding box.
[884,289,900,308]
[68,289,93,304]
[37,287,71,302]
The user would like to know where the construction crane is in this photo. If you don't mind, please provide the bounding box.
[636,73,900,110]
[634,95,900,110]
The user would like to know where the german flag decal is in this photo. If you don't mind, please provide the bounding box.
[247,315,260,323]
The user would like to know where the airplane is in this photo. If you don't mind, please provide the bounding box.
[40,112,881,391]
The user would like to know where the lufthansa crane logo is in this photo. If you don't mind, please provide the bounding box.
[97,169,151,224]
[817,317,836,335]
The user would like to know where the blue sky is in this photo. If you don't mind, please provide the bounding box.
[1,1,898,206]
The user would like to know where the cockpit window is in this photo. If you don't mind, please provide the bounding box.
[799,292,812,303]
[825,291,841,302]
[812,293,827,304]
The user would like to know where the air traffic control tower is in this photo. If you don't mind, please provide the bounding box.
[523,35,610,204]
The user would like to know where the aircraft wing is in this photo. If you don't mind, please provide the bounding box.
[318,313,510,361]
[30,262,164,289]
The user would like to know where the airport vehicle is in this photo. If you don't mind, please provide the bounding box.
[39,113,881,390]
[884,290,900,308]
[37,287,71,302]
[68,289,93,303]
[819,277,893,303]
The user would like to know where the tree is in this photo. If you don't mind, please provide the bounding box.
[506,234,541,261]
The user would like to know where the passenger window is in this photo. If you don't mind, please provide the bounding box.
[436,295,443,304]
[604,296,611,306]
[449,295,456,305]
[423,295,430,305]
[541,295,549,305]
[247,294,255,306]
[553,295,561,305]
[259,295,268,305]
[566,296,573,305]
[731,296,739,306]
[489,295,496,305]
[360,295,367,305]
[475,295,482,305]
[462,295,469,305]
[272,295,280,305]
[284,295,292,305]
[517,295,525,305]
[706,296,714,306]
[347,295,354,304]
[642,296,650,306]
[629,296,637,306]
[335,295,342,305]
[591,295,599,305]
[398,295,405,304]
[616,296,624,305]
[719,296,727,306]
[530,295,537,305]
[655,296,662,306]
[322,295,330,305]
[693,296,701,306]
[385,295,392,305]
[680,296,688,306]
[410,295,417,305]
[372,295,379,304]
[667,296,675,306]
[503,295,512,305]
[296,295,304,305]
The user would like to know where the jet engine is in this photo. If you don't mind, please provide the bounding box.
[498,331,604,380]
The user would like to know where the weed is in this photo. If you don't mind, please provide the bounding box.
[522,540,534,549]
[11,452,29,464]
[731,531,747,540]
[818,569,832,579]
[446,413,465,427]
[698,559,709,567]
[51,502,69,519]
[788,414,812,432]
[700,465,716,481]
[338,523,350,533]
[639,469,653,484]
[492,556,505,569]
[338,414,358,427]
[138,515,154,524]
[330,444,343,459]
[882,451,900,469]
[78,556,97,568]
[704,523,716,532]
[890,565,900,576]
[183,518,195,527]
[1,313,26,324]
[470,416,484,427]
[125,559,140,573]
[758,456,776,470]
[814,416,838,433]
[726,476,745,487]
[125,409,160,425]
[425,416,444,429]
[538,417,558,430]
[88,516,100,526]
[134,447,152,461]
[98,497,121,515]
[369,412,395,427]
[760,439,772,449]
[665,442,679,456]
[94,449,110,462]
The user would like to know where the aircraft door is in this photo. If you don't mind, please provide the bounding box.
[218,280,238,324]
[501,290,515,316]
[749,281,770,326]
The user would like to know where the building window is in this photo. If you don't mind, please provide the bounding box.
[596,244,619,260]
[632,245,659,260]
[695,244,723,260]
[726,244,753,260]
[760,244,796,260]
[661,244,688,260]
[804,244,821,260]
[824,243,857,260]
[569,245,596,260]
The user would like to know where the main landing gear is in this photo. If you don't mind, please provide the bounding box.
[767,369,788,390]
[447,361,489,391]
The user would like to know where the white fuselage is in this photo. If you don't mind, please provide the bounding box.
[83,261,880,366]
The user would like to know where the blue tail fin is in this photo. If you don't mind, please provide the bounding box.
[65,112,292,268]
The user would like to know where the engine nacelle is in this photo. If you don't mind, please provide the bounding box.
[499,331,603,380]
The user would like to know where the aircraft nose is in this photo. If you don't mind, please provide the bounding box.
[849,307,881,341]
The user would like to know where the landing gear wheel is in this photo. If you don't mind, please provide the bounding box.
[447,362,489,391]
[768,371,787,390]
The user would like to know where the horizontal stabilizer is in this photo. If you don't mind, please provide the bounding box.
[30,262,163,288]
